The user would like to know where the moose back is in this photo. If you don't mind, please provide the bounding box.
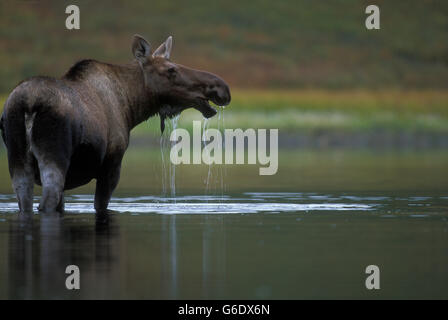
[0,35,231,215]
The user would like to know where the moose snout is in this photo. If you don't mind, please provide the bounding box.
[217,81,231,106]
[206,77,231,106]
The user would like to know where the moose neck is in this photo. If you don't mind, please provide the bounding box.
[111,62,159,130]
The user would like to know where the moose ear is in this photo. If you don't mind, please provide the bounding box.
[132,35,151,64]
[153,36,173,59]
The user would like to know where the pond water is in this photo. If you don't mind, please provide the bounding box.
[0,148,447,299]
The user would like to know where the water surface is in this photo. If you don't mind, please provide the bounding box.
[0,149,447,299]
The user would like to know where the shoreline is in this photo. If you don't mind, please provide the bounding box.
[127,130,448,150]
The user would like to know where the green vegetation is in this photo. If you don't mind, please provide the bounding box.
[2,89,448,135]
[132,89,448,135]
[0,0,448,92]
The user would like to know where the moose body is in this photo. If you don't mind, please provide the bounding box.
[0,35,230,215]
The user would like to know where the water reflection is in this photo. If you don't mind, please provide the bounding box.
[161,215,178,298]
[1,192,448,299]
[202,215,226,298]
[158,214,228,299]
[8,217,34,299]
[7,213,119,299]
[4,208,232,299]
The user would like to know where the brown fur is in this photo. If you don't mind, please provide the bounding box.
[0,35,230,215]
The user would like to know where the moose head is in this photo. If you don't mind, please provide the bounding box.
[132,35,231,132]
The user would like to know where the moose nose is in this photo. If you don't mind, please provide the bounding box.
[210,80,231,106]
[219,82,231,106]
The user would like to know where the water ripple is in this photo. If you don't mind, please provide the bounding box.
[0,198,373,215]
[2,192,445,216]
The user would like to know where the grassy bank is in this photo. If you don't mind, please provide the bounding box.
[134,89,448,137]
[2,90,448,137]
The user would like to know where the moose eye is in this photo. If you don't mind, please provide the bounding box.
[167,67,177,74]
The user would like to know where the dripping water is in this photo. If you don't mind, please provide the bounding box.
[160,126,169,197]
[223,107,227,196]
[159,108,227,201]
[202,107,226,199]
[202,118,209,149]
[170,115,180,199]
[219,107,225,199]
[202,118,212,194]
[159,116,179,200]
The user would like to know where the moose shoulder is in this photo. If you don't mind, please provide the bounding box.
[0,35,231,215]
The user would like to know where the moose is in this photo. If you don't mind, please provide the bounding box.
[0,35,231,215]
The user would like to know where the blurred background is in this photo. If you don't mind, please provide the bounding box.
[1,0,448,194]
[1,0,448,146]
[1,0,448,193]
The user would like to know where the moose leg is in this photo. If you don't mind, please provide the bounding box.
[94,158,122,214]
[38,165,66,214]
[12,169,34,215]
[37,187,64,213]
[3,109,35,215]
[9,142,35,215]
[29,110,71,214]
[56,192,65,213]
